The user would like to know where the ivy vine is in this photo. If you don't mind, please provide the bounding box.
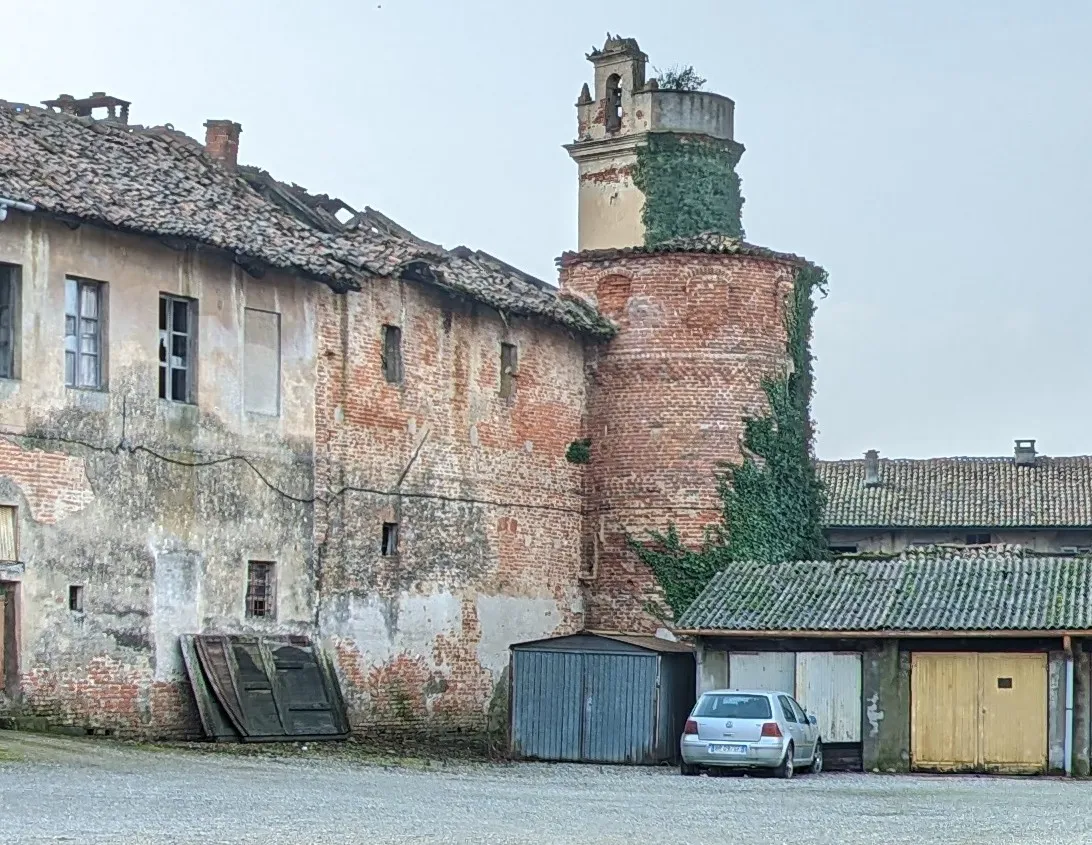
[565,438,592,465]
[630,265,830,618]
[633,134,745,246]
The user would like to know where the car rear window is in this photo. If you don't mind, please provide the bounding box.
[694,693,772,719]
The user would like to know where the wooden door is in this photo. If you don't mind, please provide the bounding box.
[729,651,795,693]
[795,652,862,743]
[912,652,1048,773]
[699,649,728,692]
[911,652,978,771]
[978,653,1047,772]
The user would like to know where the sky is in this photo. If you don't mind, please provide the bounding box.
[3,0,1091,460]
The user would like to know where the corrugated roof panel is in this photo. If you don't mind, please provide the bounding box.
[676,547,1092,633]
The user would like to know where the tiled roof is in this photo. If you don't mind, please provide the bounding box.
[675,546,1092,633]
[0,101,613,338]
[818,456,1092,528]
[557,232,810,267]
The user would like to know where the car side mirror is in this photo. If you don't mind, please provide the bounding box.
[808,715,818,726]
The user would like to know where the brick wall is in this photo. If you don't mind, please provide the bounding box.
[19,660,201,739]
[314,277,589,738]
[561,252,796,631]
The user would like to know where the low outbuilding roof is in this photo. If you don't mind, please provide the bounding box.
[675,545,1092,635]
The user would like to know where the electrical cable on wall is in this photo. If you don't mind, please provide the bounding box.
[0,429,723,517]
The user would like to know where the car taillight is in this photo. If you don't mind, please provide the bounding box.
[760,722,782,738]
[683,719,699,735]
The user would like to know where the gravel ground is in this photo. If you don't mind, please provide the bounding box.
[1,731,1091,844]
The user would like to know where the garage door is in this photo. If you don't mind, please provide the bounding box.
[728,652,794,694]
[911,652,1047,773]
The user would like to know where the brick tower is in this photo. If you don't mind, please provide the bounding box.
[561,36,814,631]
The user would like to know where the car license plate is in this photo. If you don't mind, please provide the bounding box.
[708,743,747,755]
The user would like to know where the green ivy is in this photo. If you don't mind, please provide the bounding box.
[630,265,830,618]
[565,438,592,465]
[633,134,745,245]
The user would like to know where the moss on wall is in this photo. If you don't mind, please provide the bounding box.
[631,265,829,619]
[633,134,745,245]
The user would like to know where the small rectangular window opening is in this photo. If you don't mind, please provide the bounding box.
[499,342,517,398]
[0,505,16,561]
[68,585,84,613]
[0,264,19,380]
[381,522,399,556]
[245,561,275,619]
[381,325,403,384]
[997,677,1013,689]
[65,278,105,389]
[159,294,196,402]
[829,545,858,555]
[966,533,992,545]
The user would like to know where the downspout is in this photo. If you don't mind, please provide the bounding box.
[0,199,36,221]
[1065,634,1074,776]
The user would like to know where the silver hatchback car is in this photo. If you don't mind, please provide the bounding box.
[679,689,822,778]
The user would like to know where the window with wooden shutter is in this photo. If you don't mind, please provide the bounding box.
[0,506,16,561]
[243,308,281,415]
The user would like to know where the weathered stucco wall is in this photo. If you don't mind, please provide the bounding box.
[574,151,645,253]
[313,278,588,738]
[561,253,795,631]
[827,528,1092,554]
[0,214,318,736]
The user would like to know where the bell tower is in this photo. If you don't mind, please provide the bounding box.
[565,35,745,252]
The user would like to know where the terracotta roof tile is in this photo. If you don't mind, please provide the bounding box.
[557,232,811,268]
[0,101,614,337]
[819,456,1092,528]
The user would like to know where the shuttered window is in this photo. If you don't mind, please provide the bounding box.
[0,506,16,561]
[243,308,281,415]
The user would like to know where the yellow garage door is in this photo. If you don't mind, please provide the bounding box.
[911,652,1047,774]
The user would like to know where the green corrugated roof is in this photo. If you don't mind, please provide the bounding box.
[675,546,1092,633]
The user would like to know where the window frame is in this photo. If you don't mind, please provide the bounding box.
[778,695,799,723]
[966,533,992,545]
[64,277,106,390]
[159,293,197,404]
[0,504,17,562]
[244,560,276,619]
[0,264,19,380]
[381,324,403,384]
[381,522,399,556]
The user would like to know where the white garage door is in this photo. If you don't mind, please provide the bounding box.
[794,652,862,743]
[729,651,795,694]
[722,650,862,744]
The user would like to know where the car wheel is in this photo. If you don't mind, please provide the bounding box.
[680,761,699,776]
[774,743,794,779]
[810,740,823,775]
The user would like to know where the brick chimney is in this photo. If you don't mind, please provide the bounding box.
[864,449,881,487]
[204,120,242,169]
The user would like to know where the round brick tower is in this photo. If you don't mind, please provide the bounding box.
[561,36,814,631]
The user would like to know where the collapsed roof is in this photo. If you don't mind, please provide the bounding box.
[0,98,615,338]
